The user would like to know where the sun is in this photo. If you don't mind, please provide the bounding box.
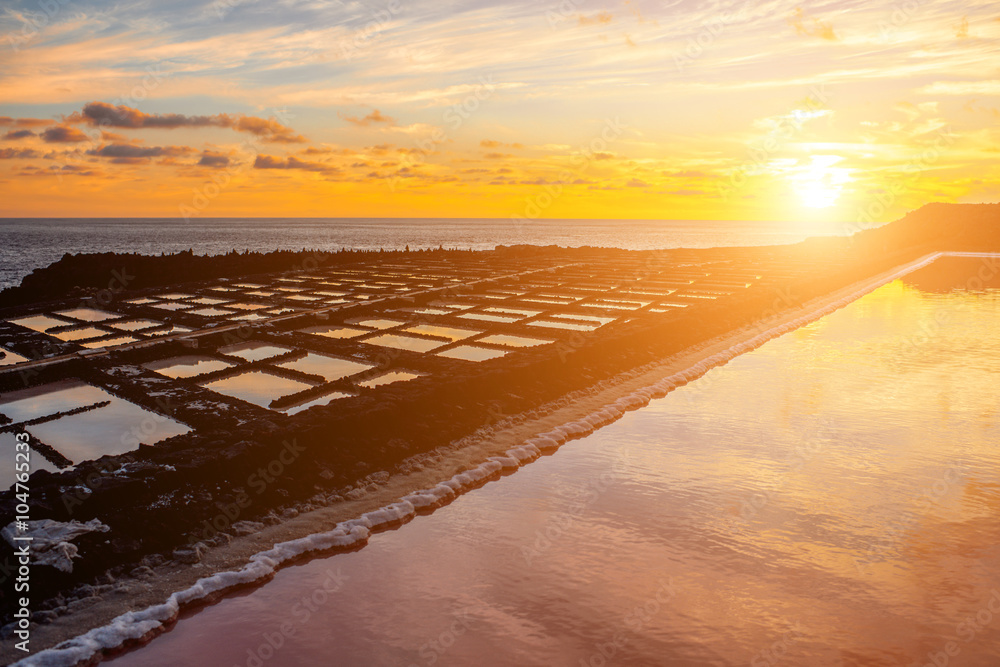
[795,155,852,209]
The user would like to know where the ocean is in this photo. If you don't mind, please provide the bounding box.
[0,218,846,290]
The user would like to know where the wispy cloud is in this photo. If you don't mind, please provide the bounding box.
[341,109,395,126]
[67,102,307,142]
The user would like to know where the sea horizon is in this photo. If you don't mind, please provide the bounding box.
[0,217,853,291]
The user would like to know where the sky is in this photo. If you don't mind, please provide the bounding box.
[0,0,998,225]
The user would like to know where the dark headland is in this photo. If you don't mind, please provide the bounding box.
[0,203,998,660]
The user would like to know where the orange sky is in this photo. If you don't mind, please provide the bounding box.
[1,0,998,228]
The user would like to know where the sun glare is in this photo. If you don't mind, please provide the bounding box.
[795,155,852,209]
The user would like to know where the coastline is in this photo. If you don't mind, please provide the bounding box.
[4,251,952,666]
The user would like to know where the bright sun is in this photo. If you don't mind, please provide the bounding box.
[795,155,852,208]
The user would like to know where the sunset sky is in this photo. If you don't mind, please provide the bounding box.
[0,0,998,224]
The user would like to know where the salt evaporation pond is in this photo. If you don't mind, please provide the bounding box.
[106,257,1000,666]
[0,380,191,477]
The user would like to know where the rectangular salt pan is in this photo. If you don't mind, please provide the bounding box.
[188,308,235,317]
[28,400,190,464]
[349,319,406,330]
[9,314,71,333]
[358,371,422,388]
[144,356,236,379]
[80,336,138,349]
[478,334,552,348]
[299,325,368,339]
[282,391,351,415]
[404,324,481,341]
[52,326,108,341]
[0,347,29,367]
[150,302,193,311]
[527,320,601,331]
[54,308,119,322]
[276,353,373,382]
[483,307,543,317]
[219,342,293,362]
[108,319,163,332]
[0,380,190,464]
[0,380,111,423]
[362,334,443,353]
[202,371,315,410]
[436,346,508,362]
[457,313,521,324]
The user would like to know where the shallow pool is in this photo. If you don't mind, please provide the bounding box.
[201,371,315,409]
[144,356,236,379]
[275,353,373,382]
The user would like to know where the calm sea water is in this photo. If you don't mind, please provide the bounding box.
[109,257,1000,666]
[0,218,844,290]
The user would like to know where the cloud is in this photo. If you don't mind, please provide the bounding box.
[484,152,512,159]
[955,16,969,39]
[70,102,221,129]
[3,130,36,140]
[301,146,355,156]
[664,170,708,178]
[787,7,837,41]
[578,12,613,26]
[0,148,40,159]
[87,144,194,164]
[198,151,231,168]
[41,126,89,143]
[920,81,1000,96]
[0,117,53,128]
[341,109,395,127]
[480,139,524,149]
[56,165,97,176]
[625,178,649,187]
[230,115,307,143]
[100,131,130,142]
[67,102,306,143]
[253,154,337,173]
